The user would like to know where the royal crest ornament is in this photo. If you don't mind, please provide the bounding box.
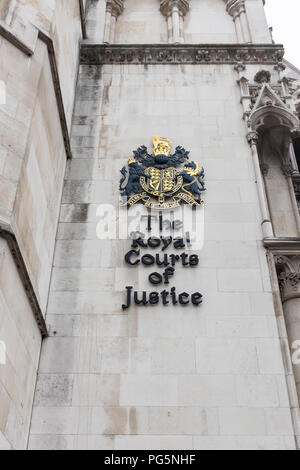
[120,136,206,210]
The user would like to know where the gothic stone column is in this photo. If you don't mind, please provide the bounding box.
[103,0,124,44]
[247,131,274,238]
[275,255,300,402]
[224,0,251,43]
[160,0,189,44]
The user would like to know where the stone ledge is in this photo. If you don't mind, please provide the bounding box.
[0,224,48,338]
[0,20,36,56]
[264,237,300,251]
[0,25,72,160]
[38,31,72,159]
[80,42,285,65]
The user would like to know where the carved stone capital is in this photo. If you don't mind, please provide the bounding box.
[106,0,124,17]
[247,131,259,146]
[224,0,246,18]
[281,163,295,177]
[160,0,190,17]
[275,255,300,302]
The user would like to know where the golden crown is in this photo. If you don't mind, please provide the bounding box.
[153,135,172,156]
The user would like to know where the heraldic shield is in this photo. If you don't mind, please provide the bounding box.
[120,136,206,210]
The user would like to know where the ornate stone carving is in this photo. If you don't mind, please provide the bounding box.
[160,0,189,17]
[254,70,271,84]
[106,0,124,17]
[274,254,300,302]
[225,0,246,18]
[274,61,286,74]
[234,61,246,73]
[281,163,295,177]
[80,44,285,66]
[104,0,124,44]
[160,0,189,44]
[247,131,259,146]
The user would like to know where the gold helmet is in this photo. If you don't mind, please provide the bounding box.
[153,135,172,156]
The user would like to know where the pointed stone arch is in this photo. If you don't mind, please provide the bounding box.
[250,83,299,134]
[248,81,300,238]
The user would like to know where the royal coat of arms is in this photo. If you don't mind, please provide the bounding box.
[120,136,206,209]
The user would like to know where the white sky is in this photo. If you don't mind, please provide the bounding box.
[264,0,300,69]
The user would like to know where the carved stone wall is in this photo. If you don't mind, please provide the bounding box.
[275,255,300,302]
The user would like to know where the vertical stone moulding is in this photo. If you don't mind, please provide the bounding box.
[103,0,124,44]
[275,255,300,403]
[224,0,252,43]
[160,0,189,44]
[247,131,274,239]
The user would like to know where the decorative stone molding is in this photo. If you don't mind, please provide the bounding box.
[160,0,189,17]
[293,174,300,199]
[234,61,246,73]
[80,43,285,65]
[249,83,300,136]
[38,31,72,159]
[281,163,296,178]
[223,0,251,43]
[0,19,35,56]
[107,0,124,17]
[160,0,190,44]
[247,131,259,146]
[0,224,48,338]
[104,0,124,44]
[246,130,274,238]
[274,254,300,302]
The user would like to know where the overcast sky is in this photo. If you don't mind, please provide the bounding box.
[264,0,300,69]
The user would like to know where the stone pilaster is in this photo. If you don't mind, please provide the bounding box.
[235,62,251,119]
[85,0,106,42]
[104,0,124,44]
[275,255,300,402]
[224,0,251,43]
[160,0,189,44]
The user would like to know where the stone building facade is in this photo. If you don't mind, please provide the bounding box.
[0,0,300,450]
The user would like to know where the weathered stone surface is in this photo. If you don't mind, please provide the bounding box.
[1,0,299,452]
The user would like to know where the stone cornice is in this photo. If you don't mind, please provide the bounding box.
[264,238,300,250]
[0,224,48,338]
[80,43,284,65]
